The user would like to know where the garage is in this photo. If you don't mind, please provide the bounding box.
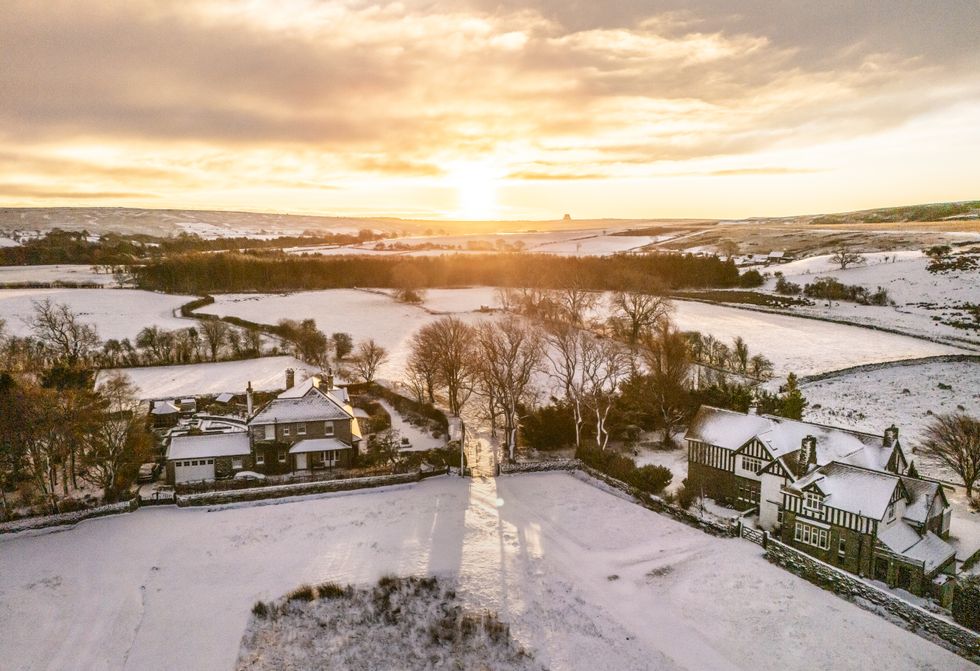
[166,432,251,485]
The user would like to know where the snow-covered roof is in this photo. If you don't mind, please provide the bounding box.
[167,432,250,460]
[879,524,955,573]
[250,392,351,425]
[686,406,889,467]
[215,392,235,404]
[790,462,900,520]
[151,400,179,415]
[287,437,353,454]
[900,477,942,525]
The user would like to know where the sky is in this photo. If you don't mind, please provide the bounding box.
[2,0,979,220]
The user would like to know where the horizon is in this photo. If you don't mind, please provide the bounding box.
[3,1,979,220]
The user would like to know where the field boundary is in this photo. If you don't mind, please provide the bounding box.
[0,498,139,535]
[798,353,980,384]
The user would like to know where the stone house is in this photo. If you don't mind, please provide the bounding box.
[685,405,955,597]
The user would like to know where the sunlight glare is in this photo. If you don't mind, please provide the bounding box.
[447,160,500,220]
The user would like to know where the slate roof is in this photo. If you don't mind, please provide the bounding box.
[250,393,351,424]
[789,462,900,520]
[879,522,955,573]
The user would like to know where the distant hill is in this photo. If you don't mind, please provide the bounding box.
[805,200,980,226]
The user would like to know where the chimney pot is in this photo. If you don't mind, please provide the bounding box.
[285,368,295,389]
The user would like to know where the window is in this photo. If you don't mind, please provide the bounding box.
[737,479,761,504]
[232,458,243,470]
[283,426,291,437]
[256,452,265,465]
[207,459,213,465]
[838,536,846,556]
[264,424,275,441]
[324,421,334,437]
[886,502,895,521]
[278,449,286,463]
[297,423,307,436]
[776,510,784,525]
[794,522,830,550]
[741,456,763,473]
[804,492,825,513]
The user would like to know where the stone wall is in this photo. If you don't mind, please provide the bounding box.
[0,498,139,535]
[498,459,581,475]
[766,536,980,663]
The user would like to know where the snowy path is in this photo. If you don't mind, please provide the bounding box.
[0,474,969,671]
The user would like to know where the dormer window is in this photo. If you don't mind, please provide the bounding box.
[804,491,825,512]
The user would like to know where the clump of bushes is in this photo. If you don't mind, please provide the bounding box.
[288,584,317,602]
[774,274,802,295]
[577,445,672,495]
[252,601,269,618]
[738,269,764,287]
[803,277,891,305]
[952,577,980,632]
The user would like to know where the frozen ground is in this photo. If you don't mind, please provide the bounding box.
[97,355,319,400]
[756,253,980,346]
[376,398,446,452]
[0,288,196,341]
[199,290,493,379]
[0,473,968,671]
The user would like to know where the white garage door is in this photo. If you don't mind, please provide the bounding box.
[173,459,215,483]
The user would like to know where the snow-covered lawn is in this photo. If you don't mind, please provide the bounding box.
[799,359,980,479]
[0,288,196,341]
[0,264,120,286]
[0,474,967,671]
[199,290,493,379]
[375,398,446,452]
[97,355,319,400]
[421,287,500,313]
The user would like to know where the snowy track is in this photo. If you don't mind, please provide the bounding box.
[0,474,969,671]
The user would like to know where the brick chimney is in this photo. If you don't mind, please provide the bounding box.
[326,367,334,390]
[285,368,295,389]
[883,425,899,447]
[246,381,253,416]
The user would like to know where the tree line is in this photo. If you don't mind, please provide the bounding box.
[131,251,741,294]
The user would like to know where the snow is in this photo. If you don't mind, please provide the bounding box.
[376,398,446,452]
[422,287,501,313]
[0,264,121,286]
[0,473,967,671]
[668,299,962,375]
[200,290,493,379]
[168,432,250,460]
[97,355,319,400]
[633,446,688,494]
[758,254,980,346]
[0,288,197,341]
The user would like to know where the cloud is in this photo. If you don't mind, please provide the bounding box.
[0,0,977,209]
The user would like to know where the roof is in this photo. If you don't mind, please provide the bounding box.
[879,523,955,574]
[167,432,250,460]
[250,393,351,424]
[790,462,900,519]
[900,477,942,525]
[288,437,353,454]
[151,401,179,415]
[686,406,890,467]
[215,392,235,404]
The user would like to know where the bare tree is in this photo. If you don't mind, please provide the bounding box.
[830,246,866,270]
[199,319,229,361]
[641,322,692,446]
[351,339,388,383]
[609,282,672,347]
[748,353,774,380]
[920,413,980,498]
[422,316,478,415]
[543,321,586,448]
[81,373,151,501]
[717,239,739,260]
[476,316,543,461]
[553,282,599,327]
[405,329,440,404]
[732,336,749,373]
[28,299,99,366]
[582,336,631,449]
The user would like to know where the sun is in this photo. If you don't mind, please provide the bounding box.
[445,160,500,220]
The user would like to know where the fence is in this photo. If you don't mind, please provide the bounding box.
[739,523,765,546]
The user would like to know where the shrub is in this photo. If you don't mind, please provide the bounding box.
[953,577,980,632]
[633,465,673,494]
[676,482,696,510]
[288,584,317,602]
[577,445,673,495]
[738,269,764,288]
[775,276,802,295]
[252,601,269,618]
[318,582,348,599]
[520,402,576,450]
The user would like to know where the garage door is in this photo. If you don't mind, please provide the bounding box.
[173,459,215,483]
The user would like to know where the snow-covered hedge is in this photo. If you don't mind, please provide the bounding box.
[176,471,428,507]
[498,459,581,475]
[0,498,139,535]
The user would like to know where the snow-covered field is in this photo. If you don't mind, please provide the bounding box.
[199,290,493,379]
[0,288,196,341]
[0,473,967,671]
[97,355,319,400]
[800,359,980,477]
[757,253,980,346]
[0,264,120,286]
[671,300,960,375]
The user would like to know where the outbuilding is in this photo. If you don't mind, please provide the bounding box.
[165,432,252,485]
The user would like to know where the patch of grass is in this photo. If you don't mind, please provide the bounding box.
[316,582,348,600]
[251,601,269,618]
[287,584,316,602]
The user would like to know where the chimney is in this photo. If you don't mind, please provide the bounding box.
[285,368,295,389]
[883,425,899,447]
[326,367,334,390]
[246,381,254,416]
[797,435,817,478]
[747,400,758,416]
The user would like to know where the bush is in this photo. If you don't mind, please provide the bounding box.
[676,481,696,510]
[738,269,764,288]
[952,577,980,632]
[520,402,576,450]
[288,584,317,602]
[577,445,673,495]
[775,276,802,295]
[318,582,348,599]
[252,601,269,618]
